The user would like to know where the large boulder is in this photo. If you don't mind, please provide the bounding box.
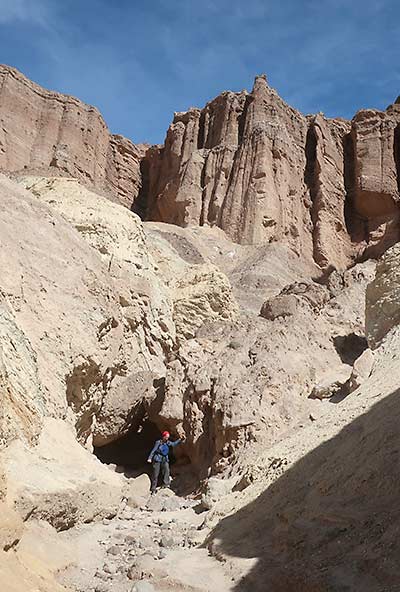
[349,349,374,393]
[3,418,123,530]
[309,366,351,400]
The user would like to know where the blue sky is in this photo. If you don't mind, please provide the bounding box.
[0,0,399,144]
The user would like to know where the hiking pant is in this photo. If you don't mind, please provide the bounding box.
[151,460,170,492]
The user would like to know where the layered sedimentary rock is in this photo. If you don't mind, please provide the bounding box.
[346,100,400,258]
[0,65,143,207]
[145,76,359,270]
[148,77,312,250]
[2,65,400,272]
[144,77,400,271]
[305,115,354,268]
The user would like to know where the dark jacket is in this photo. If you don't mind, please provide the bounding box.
[148,438,182,463]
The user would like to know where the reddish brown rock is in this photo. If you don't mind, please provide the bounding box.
[0,64,142,207]
[347,101,400,258]
[145,75,357,270]
[305,114,354,269]
[145,78,400,270]
[1,65,400,271]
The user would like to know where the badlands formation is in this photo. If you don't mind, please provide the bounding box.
[1,64,400,591]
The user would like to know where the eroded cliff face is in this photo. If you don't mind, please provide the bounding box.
[144,75,356,270]
[2,66,400,592]
[0,65,143,207]
[2,65,400,272]
[346,102,400,259]
[143,76,400,271]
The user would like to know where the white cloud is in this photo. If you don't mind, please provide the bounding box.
[0,0,51,27]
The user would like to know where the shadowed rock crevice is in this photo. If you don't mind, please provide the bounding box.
[332,332,368,365]
[237,95,253,145]
[197,109,206,149]
[199,154,208,226]
[94,417,160,470]
[132,154,150,219]
[343,131,365,243]
[304,123,323,267]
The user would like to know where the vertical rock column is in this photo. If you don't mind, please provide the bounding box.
[305,114,354,270]
[350,102,400,258]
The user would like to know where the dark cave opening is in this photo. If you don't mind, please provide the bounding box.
[94,418,161,472]
[333,332,368,366]
[93,417,194,493]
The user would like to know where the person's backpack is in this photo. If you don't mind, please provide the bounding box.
[157,441,170,459]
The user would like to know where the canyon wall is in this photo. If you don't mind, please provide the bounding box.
[0,65,143,207]
[1,65,400,592]
[346,101,400,259]
[144,77,400,270]
[145,75,354,270]
[1,65,400,271]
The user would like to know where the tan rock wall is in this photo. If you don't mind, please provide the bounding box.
[366,242,400,347]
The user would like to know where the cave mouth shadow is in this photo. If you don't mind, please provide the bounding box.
[94,419,195,493]
[333,332,367,365]
[208,388,400,592]
[94,418,160,478]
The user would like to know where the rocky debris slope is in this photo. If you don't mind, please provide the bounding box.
[141,220,374,478]
[144,221,319,314]
[156,262,375,478]
[0,65,144,207]
[25,481,235,592]
[1,469,236,592]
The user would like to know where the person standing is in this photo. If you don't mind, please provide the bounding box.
[147,431,184,494]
